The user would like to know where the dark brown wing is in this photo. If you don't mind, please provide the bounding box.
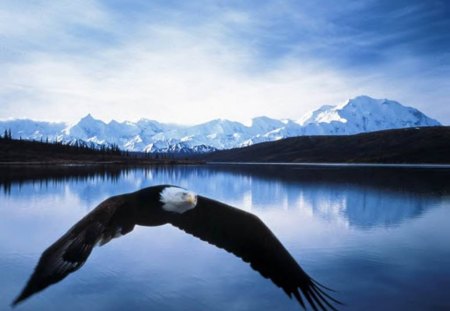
[169,196,340,311]
[12,195,136,306]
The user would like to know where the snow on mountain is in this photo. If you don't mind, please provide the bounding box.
[298,96,440,135]
[0,119,66,142]
[0,96,441,153]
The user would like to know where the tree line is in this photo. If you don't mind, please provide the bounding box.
[1,128,122,156]
[2,129,12,140]
[1,128,192,161]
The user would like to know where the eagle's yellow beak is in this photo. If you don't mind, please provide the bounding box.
[185,192,197,205]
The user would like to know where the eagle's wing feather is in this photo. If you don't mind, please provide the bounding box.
[13,187,340,311]
[12,195,135,306]
[170,196,340,311]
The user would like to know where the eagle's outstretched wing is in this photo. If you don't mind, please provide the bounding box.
[12,195,136,306]
[13,186,340,311]
[170,196,340,311]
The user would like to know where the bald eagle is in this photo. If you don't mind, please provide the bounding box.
[12,185,340,310]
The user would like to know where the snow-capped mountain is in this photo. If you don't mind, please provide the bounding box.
[0,96,441,153]
[0,119,66,142]
[297,95,439,135]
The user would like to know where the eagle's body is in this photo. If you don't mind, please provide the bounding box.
[13,185,340,311]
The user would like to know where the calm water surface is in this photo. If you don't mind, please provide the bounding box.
[1,165,450,311]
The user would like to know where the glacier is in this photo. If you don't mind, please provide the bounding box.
[0,96,441,153]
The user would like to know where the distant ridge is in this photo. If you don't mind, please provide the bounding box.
[202,127,450,164]
[0,96,441,153]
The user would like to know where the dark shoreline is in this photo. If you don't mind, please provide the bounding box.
[202,126,450,164]
[207,161,450,169]
[0,160,204,166]
[0,137,204,166]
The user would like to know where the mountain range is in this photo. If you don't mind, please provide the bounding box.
[0,96,441,153]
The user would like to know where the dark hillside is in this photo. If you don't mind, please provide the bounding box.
[0,138,197,165]
[203,126,450,164]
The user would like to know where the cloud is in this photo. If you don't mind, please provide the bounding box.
[0,28,354,124]
[0,0,449,124]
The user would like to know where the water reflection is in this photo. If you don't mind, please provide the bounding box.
[1,165,450,311]
[1,164,449,229]
[13,185,338,310]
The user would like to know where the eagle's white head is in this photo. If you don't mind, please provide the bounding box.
[160,186,198,214]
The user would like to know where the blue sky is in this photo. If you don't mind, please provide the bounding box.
[1,0,449,124]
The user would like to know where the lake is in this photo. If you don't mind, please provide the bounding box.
[1,164,450,311]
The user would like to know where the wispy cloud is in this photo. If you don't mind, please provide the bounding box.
[0,0,449,124]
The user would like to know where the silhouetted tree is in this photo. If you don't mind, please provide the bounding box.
[2,129,13,140]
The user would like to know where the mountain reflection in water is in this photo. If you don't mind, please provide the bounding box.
[1,164,450,311]
[1,164,448,229]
